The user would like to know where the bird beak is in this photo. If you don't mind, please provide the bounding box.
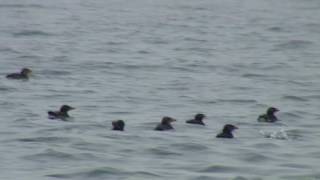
[234,126,239,129]
[170,119,177,122]
[70,107,75,110]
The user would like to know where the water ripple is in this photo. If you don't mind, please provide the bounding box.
[23,149,79,161]
[46,167,126,178]
[17,136,71,143]
[216,99,257,104]
[170,142,209,151]
[147,147,183,156]
[199,165,247,173]
[0,4,45,9]
[47,168,162,179]
[273,40,314,50]
[282,95,308,102]
[239,152,274,163]
[13,30,53,37]
[281,173,320,180]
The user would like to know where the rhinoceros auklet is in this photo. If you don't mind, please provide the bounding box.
[186,113,206,125]
[257,107,279,123]
[112,120,125,131]
[48,105,75,120]
[6,68,32,79]
[154,116,176,131]
[216,124,238,138]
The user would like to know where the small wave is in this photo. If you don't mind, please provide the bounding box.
[106,41,127,46]
[302,95,320,100]
[233,86,252,91]
[216,99,257,104]
[114,64,162,71]
[189,99,216,104]
[273,40,314,50]
[253,120,287,127]
[281,173,320,180]
[23,149,78,161]
[287,80,312,86]
[47,167,128,178]
[252,142,280,149]
[285,129,304,140]
[149,39,169,45]
[17,136,70,143]
[183,37,207,42]
[0,47,20,54]
[240,152,272,162]
[233,176,262,180]
[242,73,265,78]
[282,95,308,102]
[192,175,221,180]
[47,168,161,179]
[49,56,70,63]
[199,165,241,173]
[147,147,182,156]
[169,66,196,73]
[13,30,52,37]
[185,63,218,69]
[260,129,289,140]
[17,55,42,60]
[174,47,213,53]
[0,86,15,92]
[170,142,209,151]
[46,174,71,178]
[267,26,283,32]
[280,163,311,169]
[109,111,133,115]
[137,50,151,54]
[0,4,45,9]
[281,112,303,119]
[130,171,161,178]
[41,70,72,76]
[308,151,320,158]
[83,168,125,177]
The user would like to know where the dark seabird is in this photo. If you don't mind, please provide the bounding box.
[48,105,75,120]
[6,68,32,79]
[257,107,279,122]
[154,116,176,131]
[112,120,125,131]
[186,113,206,125]
[216,124,238,138]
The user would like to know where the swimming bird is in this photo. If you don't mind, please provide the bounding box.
[186,113,206,125]
[216,124,238,138]
[154,117,177,131]
[48,105,75,120]
[112,120,125,131]
[6,68,32,79]
[257,107,279,122]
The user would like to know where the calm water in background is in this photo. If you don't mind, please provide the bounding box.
[0,0,320,179]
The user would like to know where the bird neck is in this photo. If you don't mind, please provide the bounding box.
[60,111,69,117]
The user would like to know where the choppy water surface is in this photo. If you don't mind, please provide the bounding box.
[1,0,320,179]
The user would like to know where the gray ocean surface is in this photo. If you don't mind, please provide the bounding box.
[1,0,320,179]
